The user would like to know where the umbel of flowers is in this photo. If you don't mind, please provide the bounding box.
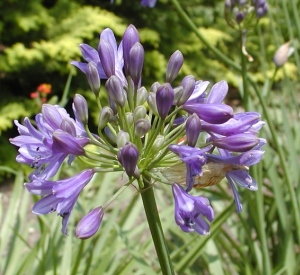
[10,25,265,239]
[225,0,268,29]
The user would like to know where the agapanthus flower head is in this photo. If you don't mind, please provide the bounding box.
[225,0,268,29]
[12,24,266,239]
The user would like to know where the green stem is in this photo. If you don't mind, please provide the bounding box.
[241,30,249,110]
[140,176,175,275]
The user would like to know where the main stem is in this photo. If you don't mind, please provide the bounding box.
[140,176,175,275]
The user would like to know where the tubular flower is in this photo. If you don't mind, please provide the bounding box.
[11,25,266,238]
[172,183,214,235]
[10,103,89,181]
[27,169,95,235]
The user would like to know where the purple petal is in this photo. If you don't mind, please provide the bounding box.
[206,80,228,104]
[227,170,258,191]
[183,103,233,124]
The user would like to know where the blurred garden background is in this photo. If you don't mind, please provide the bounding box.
[0,0,300,274]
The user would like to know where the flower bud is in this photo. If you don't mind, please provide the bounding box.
[273,41,294,68]
[86,62,100,96]
[99,40,115,78]
[177,75,196,106]
[186,114,201,147]
[152,135,165,153]
[73,94,88,125]
[150,82,161,93]
[104,126,117,144]
[123,24,140,74]
[126,112,134,126]
[75,207,104,239]
[156,83,174,120]
[117,130,130,148]
[98,106,114,130]
[118,142,139,177]
[136,86,148,105]
[133,106,147,122]
[166,50,184,83]
[147,92,158,115]
[173,86,183,104]
[105,76,127,107]
[135,118,151,137]
[128,42,144,86]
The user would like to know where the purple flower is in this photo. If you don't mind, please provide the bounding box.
[118,142,139,178]
[169,144,212,191]
[201,112,261,136]
[75,206,104,239]
[183,80,233,124]
[166,50,184,83]
[211,133,259,152]
[156,83,174,120]
[27,169,95,234]
[111,0,157,7]
[207,141,265,212]
[141,0,157,7]
[71,28,126,86]
[185,114,201,147]
[183,103,233,124]
[10,104,89,181]
[172,183,214,235]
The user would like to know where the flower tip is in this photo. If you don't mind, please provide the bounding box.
[75,207,104,239]
[273,41,294,67]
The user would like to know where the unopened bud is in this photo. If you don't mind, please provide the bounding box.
[166,50,184,83]
[118,142,139,177]
[126,112,134,126]
[117,130,130,148]
[152,135,165,153]
[135,118,151,137]
[273,41,294,67]
[186,114,201,147]
[128,42,144,86]
[136,86,148,105]
[147,92,158,115]
[75,207,104,239]
[177,75,196,106]
[105,76,127,107]
[73,94,88,125]
[150,82,161,93]
[133,106,147,122]
[99,40,115,78]
[156,83,174,120]
[98,106,114,130]
[86,62,100,96]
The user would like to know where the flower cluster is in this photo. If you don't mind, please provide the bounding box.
[10,24,265,238]
[110,0,157,8]
[225,0,268,29]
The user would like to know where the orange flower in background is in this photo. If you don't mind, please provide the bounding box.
[37,83,52,94]
[30,83,52,104]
